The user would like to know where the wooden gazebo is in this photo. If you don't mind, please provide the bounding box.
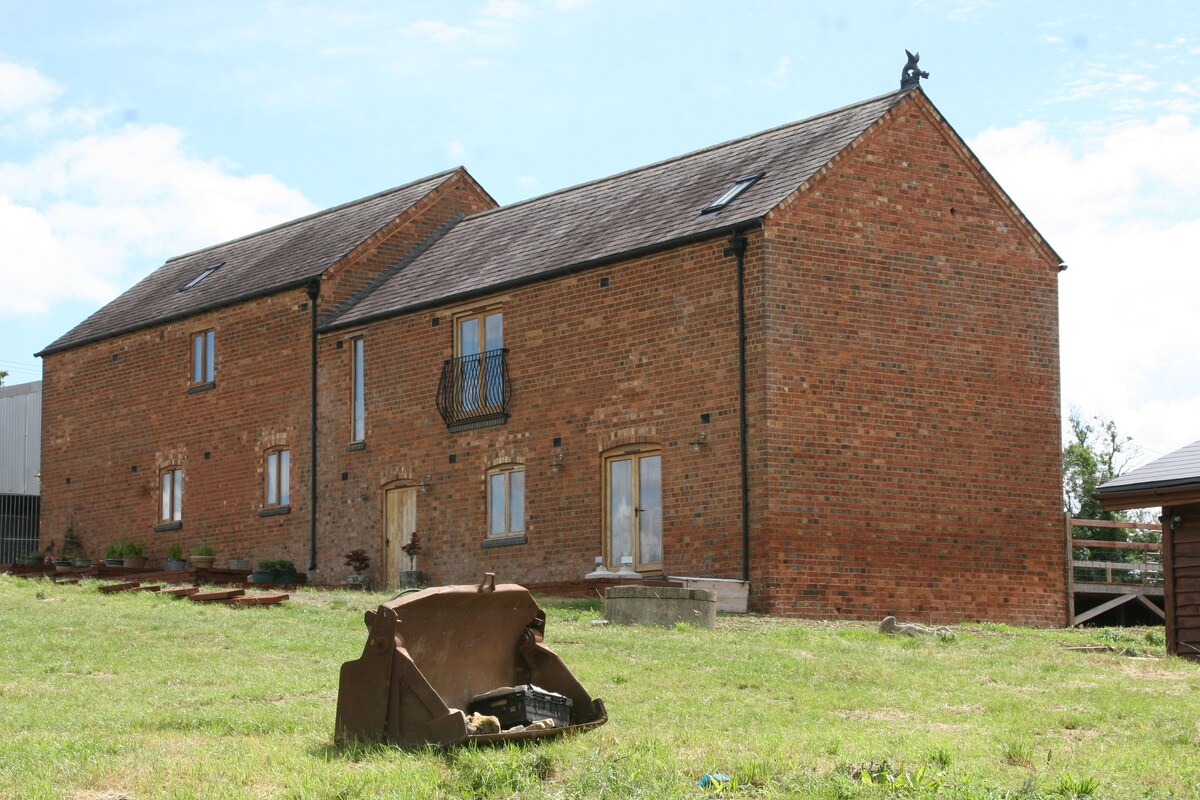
[1094,439,1200,659]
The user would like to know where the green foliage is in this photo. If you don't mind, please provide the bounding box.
[1062,408,1138,519]
[193,543,216,557]
[122,540,145,557]
[104,541,123,559]
[167,543,183,559]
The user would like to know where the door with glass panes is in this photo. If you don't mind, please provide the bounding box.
[604,449,662,571]
[457,311,503,412]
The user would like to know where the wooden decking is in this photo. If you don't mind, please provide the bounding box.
[1068,517,1165,626]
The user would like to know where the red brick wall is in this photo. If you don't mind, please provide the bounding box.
[752,94,1065,625]
[317,235,752,588]
[38,177,494,570]
[39,289,313,567]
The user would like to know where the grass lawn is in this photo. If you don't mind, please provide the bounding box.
[1,575,1198,799]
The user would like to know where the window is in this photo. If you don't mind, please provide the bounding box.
[604,446,662,570]
[191,330,215,384]
[457,309,504,412]
[701,173,763,214]
[264,449,290,508]
[351,338,365,442]
[160,468,183,523]
[180,261,223,292]
[487,464,524,537]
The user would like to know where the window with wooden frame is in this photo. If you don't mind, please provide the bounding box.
[603,445,662,571]
[160,467,183,524]
[350,337,365,443]
[191,329,215,385]
[264,448,290,509]
[487,463,524,538]
[456,307,503,412]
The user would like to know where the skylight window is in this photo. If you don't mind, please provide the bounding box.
[180,262,223,292]
[701,173,763,215]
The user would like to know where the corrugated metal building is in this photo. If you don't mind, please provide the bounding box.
[0,380,41,562]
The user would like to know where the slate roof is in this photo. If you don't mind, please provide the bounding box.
[325,88,912,328]
[1095,439,1200,495]
[38,169,461,355]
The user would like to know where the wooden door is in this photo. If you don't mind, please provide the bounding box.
[384,487,417,588]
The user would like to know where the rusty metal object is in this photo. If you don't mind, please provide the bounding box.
[335,573,607,747]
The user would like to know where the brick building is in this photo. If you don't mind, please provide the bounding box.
[38,86,1067,624]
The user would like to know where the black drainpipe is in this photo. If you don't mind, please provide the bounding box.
[305,278,321,572]
[723,231,751,583]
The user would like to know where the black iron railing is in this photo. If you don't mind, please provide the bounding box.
[436,348,511,431]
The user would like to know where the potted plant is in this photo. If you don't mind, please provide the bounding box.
[273,559,297,584]
[54,555,74,572]
[190,544,216,569]
[399,532,424,589]
[165,544,187,571]
[104,542,124,567]
[250,560,276,583]
[25,550,46,566]
[63,527,90,567]
[344,549,371,589]
[122,540,147,569]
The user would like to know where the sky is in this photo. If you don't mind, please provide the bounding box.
[0,1,1197,467]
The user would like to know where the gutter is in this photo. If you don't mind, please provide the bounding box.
[320,218,766,334]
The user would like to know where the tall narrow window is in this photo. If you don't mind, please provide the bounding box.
[351,338,365,442]
[604,446,662,570]
[160,468,183,523]
[487,464,525,538]
[191,330,215,384]
[457,309,503,412]
[265,449,290,508]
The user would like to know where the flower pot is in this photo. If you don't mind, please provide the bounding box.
[398,570,425,589]
[122,555,147,569]
[73,558,92,568]
[165,558,187,571]
[228,559,251,571]
[274,570,297,585]
[190,555,216,569]
[104,558,123,567]
[249,570,274,583]
[25,556,44,566]
[54,560,73,572]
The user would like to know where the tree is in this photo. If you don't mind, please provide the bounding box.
[0,369,7,386]
[1063,408,1159,585]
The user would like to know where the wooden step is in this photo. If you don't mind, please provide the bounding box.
[227,592,289,607]
[188,588,246,603]
[160,586,200,597]
[99,581,141,593]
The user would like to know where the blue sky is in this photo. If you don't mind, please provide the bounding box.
[1,1,1197,464]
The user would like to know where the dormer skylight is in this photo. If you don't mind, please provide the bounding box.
[701,173,763,215]
[179,262,224,292]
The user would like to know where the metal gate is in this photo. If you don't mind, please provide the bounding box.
[0,494,40,563]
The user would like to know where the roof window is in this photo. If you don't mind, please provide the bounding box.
[701,173,763,215]
[179,262,224,292]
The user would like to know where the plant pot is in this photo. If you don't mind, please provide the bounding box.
[345,574,370,591]
[25,556,44,566]
[249,570,274,583]
[73,558,92,567]
[122,555,147,569]
[228,559,251,571]
[398,570,425,589]
[165,558,187,571]
[190,556,216,569]
[104,558,123,567]
[274,570,297,585]
[54,560,73,572]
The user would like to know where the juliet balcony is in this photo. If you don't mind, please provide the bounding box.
[435,348,511,432]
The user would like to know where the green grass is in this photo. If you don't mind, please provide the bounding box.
[1,576,1198,799]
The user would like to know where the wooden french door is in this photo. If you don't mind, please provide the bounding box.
[604,449,662,571]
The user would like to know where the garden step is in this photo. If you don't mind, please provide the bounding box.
[99,581,142,593]
[161,586,200,597]
[227,593,289,607]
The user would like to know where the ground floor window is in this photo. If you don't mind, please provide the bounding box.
[604,446,662,570]
[487,464,524,537]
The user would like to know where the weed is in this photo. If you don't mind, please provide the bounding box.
[925,747,952,770]
[1052,773,1100,799]
[999,738,1034,768]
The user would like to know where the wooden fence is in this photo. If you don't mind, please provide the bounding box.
[1067,515,1164,626]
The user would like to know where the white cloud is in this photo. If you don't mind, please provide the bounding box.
[447,139,465,158]
[481,0,529,19]
[0,62,62,115]
[406,19,472,43]
[972,116,1200,460]
[0,63,314,317]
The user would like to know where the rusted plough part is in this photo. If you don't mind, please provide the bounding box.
[335,573,607,748]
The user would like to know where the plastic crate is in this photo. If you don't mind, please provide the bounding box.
[467,684,573,729]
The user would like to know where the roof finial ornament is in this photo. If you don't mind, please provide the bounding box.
[900,49,929,89]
